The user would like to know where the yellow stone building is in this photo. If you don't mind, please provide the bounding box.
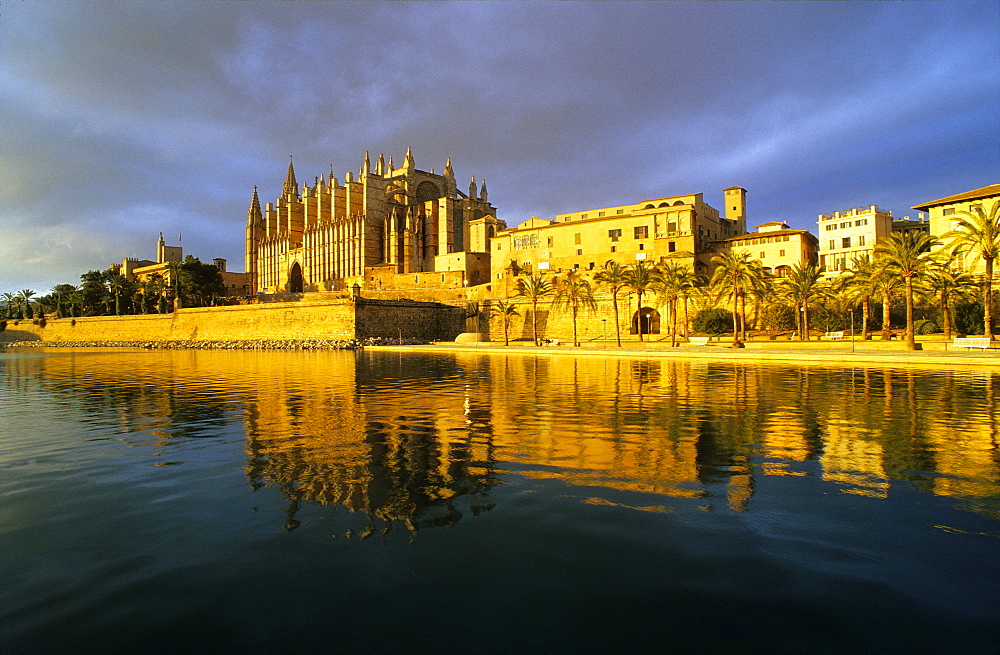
[816,205,929,276]
[245,149,504,294]
[912,183,1000,277]
[119,234,250,297]
[490,187,746,290]
[721,221,818,277]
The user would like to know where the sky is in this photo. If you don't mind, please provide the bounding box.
[1,0,998,296]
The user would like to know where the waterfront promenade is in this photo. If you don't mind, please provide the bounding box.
[385,338,1000,369]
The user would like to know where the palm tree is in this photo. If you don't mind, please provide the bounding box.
[554,269,597,346]
[625,261,656,342]
[944,199,1000,340]
[874,232,939,350]
[844,256,879,340]
[777,264,826,341]
[103,270,128,316]
[872,265,902,341]
[1,292,17,319]
[594,260,630,347]
[165,260,184,310]
[677,271,705,340]
[490,300,520,346]
[50,284,77,319]
[18,289,36,319]
[651,264,685,346]
[922,262,976,340]
[710,251,762,346]
[516,272,553,345]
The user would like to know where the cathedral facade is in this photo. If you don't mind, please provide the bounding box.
[245,149,504,294]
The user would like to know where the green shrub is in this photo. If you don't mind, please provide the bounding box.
[914,318,938,335]
[759,305,797,331]
[693,308,733,335]
[953,300,984,336]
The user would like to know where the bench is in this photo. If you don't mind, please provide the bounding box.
[822,331,845,340]
[684,336,711,346]
[946,337,994,351]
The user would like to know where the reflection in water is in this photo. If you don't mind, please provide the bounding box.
[5,349,1000,527]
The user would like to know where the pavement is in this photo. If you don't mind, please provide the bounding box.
[372,340,1000,369]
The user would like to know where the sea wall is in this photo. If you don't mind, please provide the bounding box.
[1,298,465,343]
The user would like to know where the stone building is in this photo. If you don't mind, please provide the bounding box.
[245,149,504,294]
[720,221,818,277]
[119,234,250,297]
[912,184,1000,277]
[816,205,928,276]
[490,187,746,292]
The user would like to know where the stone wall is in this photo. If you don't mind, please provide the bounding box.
[0,298,465,343]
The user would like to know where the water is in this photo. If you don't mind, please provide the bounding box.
[1,348,998,653]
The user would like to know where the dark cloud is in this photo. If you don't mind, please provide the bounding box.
[1,0,998,294]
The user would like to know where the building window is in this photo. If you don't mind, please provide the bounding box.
[639,244,644,250]
[547,236,553,247]
[598,212,604,217]
[577,249,582,255]
[842,237,851,248]
[574,263,580,269]
[840,222,850,229]
[574,233,582,245]
[608,229,622,242]
[779,249,786,257]
[513,234,539,249]
[497,243,502,250]
[634,225,649,239]
[760,252,765,259]
[858,235,866,246]
[855,219,868,226]
[828,239,836,250]
[943,208,955,216]
[616,209,624,214]
[610,245,617,252]
[581,214,588,220]
[668,241,676,253]
[825,224,836,231]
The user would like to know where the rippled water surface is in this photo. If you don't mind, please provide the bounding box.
[2,348,998,653]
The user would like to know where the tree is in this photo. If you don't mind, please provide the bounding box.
[179,256,225,307]
[594,260,630,347]
[874,232,939,350]
[165,260,184,310]
[650,264,687,346]
[944,199,1000,340]
[843,256,879,340]
[554,269,597,347]
[1,293,14,319]
[516,273,553,345]
[80,270,110,315]
[103,270,130,316]
[872,266,902,341]
[18,289,36,320]
[625,261,656,342]
[50,284,77,318]
[777,264,826,341]
[490,300,520,346]
[921,262,976,340]
[710,251,763,346]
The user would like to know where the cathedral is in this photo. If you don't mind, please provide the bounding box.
[245,148,504,294]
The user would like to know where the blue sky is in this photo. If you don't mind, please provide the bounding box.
[1,1,998,295]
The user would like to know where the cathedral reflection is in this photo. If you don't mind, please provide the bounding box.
[10,349,999,525]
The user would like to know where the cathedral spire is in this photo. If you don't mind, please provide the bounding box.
[376,153,385,176]
[247,186,262,225]
[443,157,454,181]
[388,155,396,171]
[362,151,371,176]
[283,159,298,198]
[469,175,478,200]
[480,179,488,204]
[403,146,415,172]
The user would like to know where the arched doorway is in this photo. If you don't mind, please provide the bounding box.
[631,307,661,335]
[288,262,303,293]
